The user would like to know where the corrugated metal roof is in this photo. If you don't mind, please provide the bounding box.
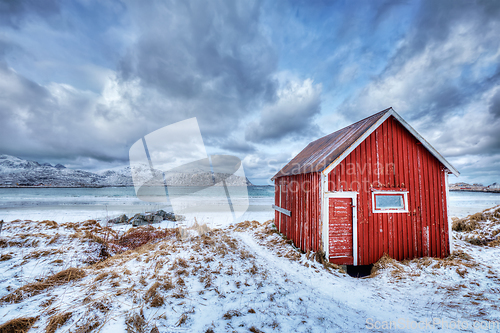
[272,108,392,179]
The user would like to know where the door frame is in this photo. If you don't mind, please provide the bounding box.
[322,191,358,265]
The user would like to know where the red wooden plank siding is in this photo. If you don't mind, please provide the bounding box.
[273,173,322,253]
[325,116,450,264]
[398,120,410,259]
[274,115,450,265]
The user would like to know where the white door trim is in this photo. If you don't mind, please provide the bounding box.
[322,191,358,265]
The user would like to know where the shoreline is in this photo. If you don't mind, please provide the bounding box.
[450,189,500,193]
[0,184,269,188]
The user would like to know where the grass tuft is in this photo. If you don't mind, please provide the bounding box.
[1,267,86,304]
[46,312,72,333]
[0,253,13,261]
[0,316,38,333]
[222,310,242,320]
[125,310,147,333]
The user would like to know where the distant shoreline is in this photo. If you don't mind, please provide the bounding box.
[0,186,496,191]
[450,189,500,193]
[0,185,128,188]
[0,184,266,188]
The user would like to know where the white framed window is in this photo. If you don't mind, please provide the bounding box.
[372,191,408,213]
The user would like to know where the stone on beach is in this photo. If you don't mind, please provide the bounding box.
[114,210,185,227]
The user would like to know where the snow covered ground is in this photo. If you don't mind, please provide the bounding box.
[1,188,500,332]
[1,208,500,332]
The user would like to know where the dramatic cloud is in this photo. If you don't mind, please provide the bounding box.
[0,0,61,29]
[339,1,500,120]
[245,78,322,143]
[331,0,500,184]
[0,0,284,170]
[118,0,278,138]
[0,0,499,184]
[0,64,140,163]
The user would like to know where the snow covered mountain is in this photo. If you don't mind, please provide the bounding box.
[0,155,253,187]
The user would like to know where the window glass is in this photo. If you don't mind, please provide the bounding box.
[375,194,404,210]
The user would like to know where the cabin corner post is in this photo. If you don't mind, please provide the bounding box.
[321,171,329,259]
[445,173,453,254]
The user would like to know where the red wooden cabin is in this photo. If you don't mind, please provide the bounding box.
[272,108,459,266]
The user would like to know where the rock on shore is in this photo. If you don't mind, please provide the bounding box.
[107,210,185,227]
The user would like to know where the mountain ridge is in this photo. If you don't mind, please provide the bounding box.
[0,154,253,187]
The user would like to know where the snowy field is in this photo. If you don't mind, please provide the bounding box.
[1,215,500,332]
[1,189,500,332]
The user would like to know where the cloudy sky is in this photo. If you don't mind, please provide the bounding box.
[0,0,499,185]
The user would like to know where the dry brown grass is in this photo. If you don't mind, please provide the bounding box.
[72,315,101,333]
[0,238,39,248]
[93,300,111,314]
[61,222,80,232]
[246,263,259,275]
[144,282,165,307]
[39,220,58,228]
[452,218,479,232]
[47,234,60,245]
[82,230,106,245]
[240,250,254,260]
[428,250,477,270]
[40,297,56,308]
[488,238,500,247]
[45,312,72,333]
[0,253,12,261]
[0,316,38,333]
[0,267,86,304]
[93,271,119,282]
[369,250,478,279]
[108,226,175,255]
[175,313,189,326]
[23,249,63,260]
[125,310,147,333]
[189,221,211,236]
[222,310,241,320]
[412,257,433,270]
[171,257,189,269]
[16,233,51,240]
[233,220,261,231]
[370,254,403,277]
[453,207,500,240]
